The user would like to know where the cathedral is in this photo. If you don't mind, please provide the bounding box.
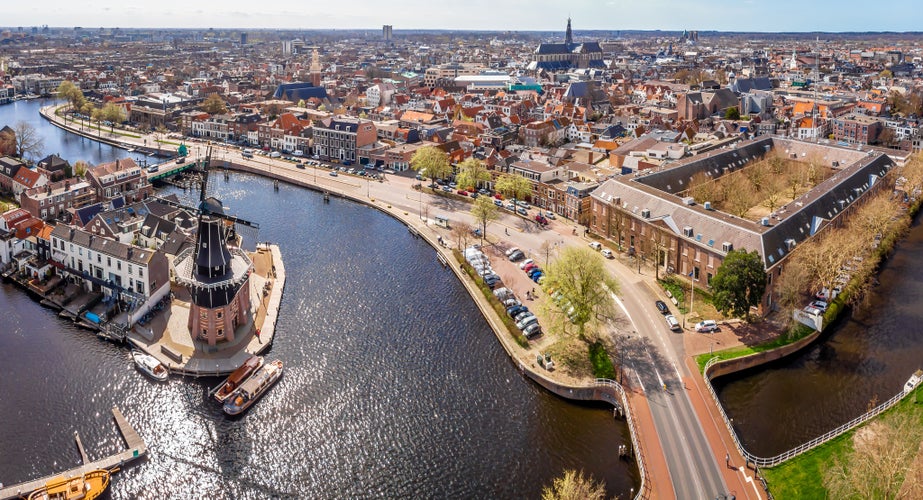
[528,18,606,72]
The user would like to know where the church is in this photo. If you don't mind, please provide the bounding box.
[528,19,606,72]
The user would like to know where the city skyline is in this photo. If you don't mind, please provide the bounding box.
[4,0,923,33]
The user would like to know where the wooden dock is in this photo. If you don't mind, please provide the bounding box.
[0,407,147,500]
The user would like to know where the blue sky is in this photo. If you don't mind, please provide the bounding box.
[4,0,922,32]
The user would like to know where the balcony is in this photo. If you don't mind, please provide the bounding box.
[171,247,253,291]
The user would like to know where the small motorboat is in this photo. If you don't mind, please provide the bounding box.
[131,350,169,381]
[223,360,283,415]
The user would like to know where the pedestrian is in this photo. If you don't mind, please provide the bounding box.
[256,328,262,344]
[505,228,509,235]
[726,452,730,469]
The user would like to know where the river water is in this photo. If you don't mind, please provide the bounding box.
[0,100,638,498]
[714,215,923,457]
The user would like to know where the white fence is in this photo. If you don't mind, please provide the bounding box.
[703,356,922,468]
[595,379,648,500]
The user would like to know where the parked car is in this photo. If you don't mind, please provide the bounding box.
[494,199,503,207]
[523,263,538,273]
[508,250,525,262]
[329,171,338,177]
[507,305,528,317]
[535,215,548,225]
[519,259,534,270]
[665,314,681,332]
[517,207,529,216]
[601,249,613,259]
[588,242,602,251]
[523,323,542,338]
[514,311,534,323]
[516,200,531,209]
[695,320,719,333]
[457,190,468,196]
[545,211,556,220]
[505,247,521,257]
[655,300,670,315]
[803,305,824,316]
[531,273,544,283]
[516,315,539,330]
[811,300,829,312]
[506,203,516,211]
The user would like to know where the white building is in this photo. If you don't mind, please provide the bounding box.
[51,225,170,323]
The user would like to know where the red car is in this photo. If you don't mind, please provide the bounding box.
[494,194,503,200]
[523,263,538,273]
[457,190,468,196]
[534,215,548,225]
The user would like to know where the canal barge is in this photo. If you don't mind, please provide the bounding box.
[214,355,264,402]
[223,360,283,416]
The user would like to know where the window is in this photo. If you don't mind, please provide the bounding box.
[693,266,700,281]
[138,268,143,278]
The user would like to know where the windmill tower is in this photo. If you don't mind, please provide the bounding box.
[169,149,260,349]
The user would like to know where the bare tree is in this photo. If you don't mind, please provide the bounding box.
[12,121,44,162]
[451,220,471,250]
[824,412,923,499]
[688,171,722,204]
[542,469,607,500]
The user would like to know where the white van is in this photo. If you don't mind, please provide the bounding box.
[601,249,613,259]
[293,150,304,157]
[241,149,254,158]
[588,242,602,251]
[269,151,281,158]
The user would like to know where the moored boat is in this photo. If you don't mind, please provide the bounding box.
[223,360,283,415]
[27,468,112,500]
[214,355,264,402]
[131,350,169,381]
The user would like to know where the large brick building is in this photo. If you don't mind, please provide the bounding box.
[86,158,153,204]
[312,117,376,163]
[589,137,896,312]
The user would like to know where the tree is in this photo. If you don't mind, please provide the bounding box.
[451,220,472,250]
[12,121,44,161]
[154,125,168,155]
[101,103,126,134]
[410,146,451,184]
[73,160,89,178]
[494,173,532,202]
[542,469,606,500]
[470,195,499,242]
[710,249,767,321]
[724,106,740,121]
[454,157,491,192]
[0,127,14,156]
[824,412,923,499]
[877,126,897,148]
[91,107,105,138]
[541,246,619,341]
[201,93,228,115]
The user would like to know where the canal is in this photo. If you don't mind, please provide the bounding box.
[715,214,923,457]
[0,100,638,498]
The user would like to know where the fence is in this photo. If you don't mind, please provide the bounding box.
[703,356,922,469]
[594,378,649,500]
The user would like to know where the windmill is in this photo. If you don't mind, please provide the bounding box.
[167,146,262,349]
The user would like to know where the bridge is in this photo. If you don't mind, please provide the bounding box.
[146,157,201,182]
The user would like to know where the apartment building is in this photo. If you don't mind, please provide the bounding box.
[20,179,95,221]
[86,158,153,204]
[312,117,377,162]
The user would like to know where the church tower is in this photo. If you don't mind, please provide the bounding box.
[565,17,573,46]
[310,47,322,87]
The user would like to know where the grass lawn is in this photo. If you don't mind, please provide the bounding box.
[695,323,815,372]
[762,384,923,498]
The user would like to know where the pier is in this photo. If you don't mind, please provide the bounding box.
[0,407,147,500]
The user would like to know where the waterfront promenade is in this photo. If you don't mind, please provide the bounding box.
[39,104,767,498]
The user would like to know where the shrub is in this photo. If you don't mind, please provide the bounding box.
[588,341,616,379]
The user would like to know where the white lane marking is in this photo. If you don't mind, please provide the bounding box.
[741,466,764,499]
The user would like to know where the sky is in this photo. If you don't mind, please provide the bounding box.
[4,0,923,33]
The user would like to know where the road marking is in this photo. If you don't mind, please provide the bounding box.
[740,466,764,499]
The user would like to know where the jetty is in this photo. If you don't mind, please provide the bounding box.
[0,407,147,500]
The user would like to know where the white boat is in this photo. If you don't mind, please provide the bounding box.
[223,360,283,415]
[213,355,264,403]
[131,350,169,381]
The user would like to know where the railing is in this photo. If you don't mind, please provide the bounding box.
[703,356,922,469]
[594,378,649,500]
[172,247,253,291]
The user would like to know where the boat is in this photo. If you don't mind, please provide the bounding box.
[223,360,283,415]
[131,350,169,381]
[27,468,112,500]
[213,355,264,403]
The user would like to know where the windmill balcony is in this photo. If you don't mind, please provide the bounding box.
[171,247,253,291]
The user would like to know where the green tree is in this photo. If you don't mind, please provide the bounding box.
[710,249,767,321]
[73,160,89,178]
[101,103,126,134]
[91,107,104,138]
[201,93,228,115]
[454,157,491,191]
[542,469,606,500]
[410,146,451,184]
[724,106,741,120]
[541,246,619,341]
[494,173,532,201]
[470,195,499,242]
